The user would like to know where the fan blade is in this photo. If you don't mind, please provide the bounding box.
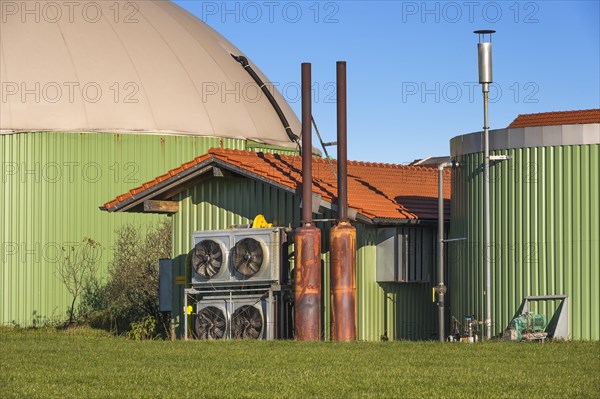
[241,263,259,276]
[207,259,220,275]
[246,328,261,339]
[232,238,264,277]
[210,243,221,256]
[195,306,227,339]
[231,305,263,339]
[193,240,223,278]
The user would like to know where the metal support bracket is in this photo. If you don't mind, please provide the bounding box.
[442,237,467,243]
[434,285,447,295]
[490,155,511,161]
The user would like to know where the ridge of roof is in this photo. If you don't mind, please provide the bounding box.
[103,148,451,222]
[209,147,449,172]
[508,109,600,128]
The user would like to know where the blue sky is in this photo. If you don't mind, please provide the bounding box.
[175,1,600,164]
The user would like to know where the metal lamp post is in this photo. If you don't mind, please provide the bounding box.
[475,29,495,340]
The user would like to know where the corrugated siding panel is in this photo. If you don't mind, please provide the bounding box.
[0,132,247,325]
[361,225,444,341]
[170,177,440,341]
[449,144,600,340]
[245,142,299,156]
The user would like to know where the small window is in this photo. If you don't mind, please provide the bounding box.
[376,226,435,283]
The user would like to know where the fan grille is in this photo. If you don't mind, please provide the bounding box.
[192,239,224,278]
[195,306,227,339]
[232,238,264,277]
[231,305,263,339]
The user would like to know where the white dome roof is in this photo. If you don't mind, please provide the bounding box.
[0,0,300,148]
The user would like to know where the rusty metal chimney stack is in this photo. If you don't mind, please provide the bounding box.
[330,61,357,341]
[294,63,322,341]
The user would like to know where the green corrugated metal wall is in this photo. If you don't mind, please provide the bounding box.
[171,176,439,341]
[449,144,600,340]
[0,132,247,325]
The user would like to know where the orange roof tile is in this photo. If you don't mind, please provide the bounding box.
[508,109,600,128]
[103,149,451,222]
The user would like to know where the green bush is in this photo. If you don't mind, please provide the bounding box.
[127,316,157,341]
[105,220,171,334]
[77,279,112,330]
[76,221,172,338]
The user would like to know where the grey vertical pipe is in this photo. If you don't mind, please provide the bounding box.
[336,61,348,222]
[302,63,312,226]
[475,31,494,340]
[437,162,451,342]
[483,89,491,339]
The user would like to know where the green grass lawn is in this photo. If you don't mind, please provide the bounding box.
[1,328,598,399]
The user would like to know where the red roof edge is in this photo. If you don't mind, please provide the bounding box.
[508,109,600,129]
[103,152,214,211]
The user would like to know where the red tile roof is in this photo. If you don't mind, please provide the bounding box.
[103,148,451,222]
[508,109,600,128]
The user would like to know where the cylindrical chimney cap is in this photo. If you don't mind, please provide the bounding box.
[477,42,493,84]
[474,30,495,84]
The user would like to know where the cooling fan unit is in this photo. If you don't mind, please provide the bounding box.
[195,306,227,339]
[232,238,264,277]
[192,239,224,278]
[190,228,284,286]
[231,305,263,339]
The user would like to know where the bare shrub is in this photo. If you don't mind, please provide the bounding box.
[57,238,101,327]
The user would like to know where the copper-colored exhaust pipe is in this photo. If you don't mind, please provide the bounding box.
[294,63,321,341]
[330,61,357,341]
[330,221,356,341]
[294,226,321,340]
